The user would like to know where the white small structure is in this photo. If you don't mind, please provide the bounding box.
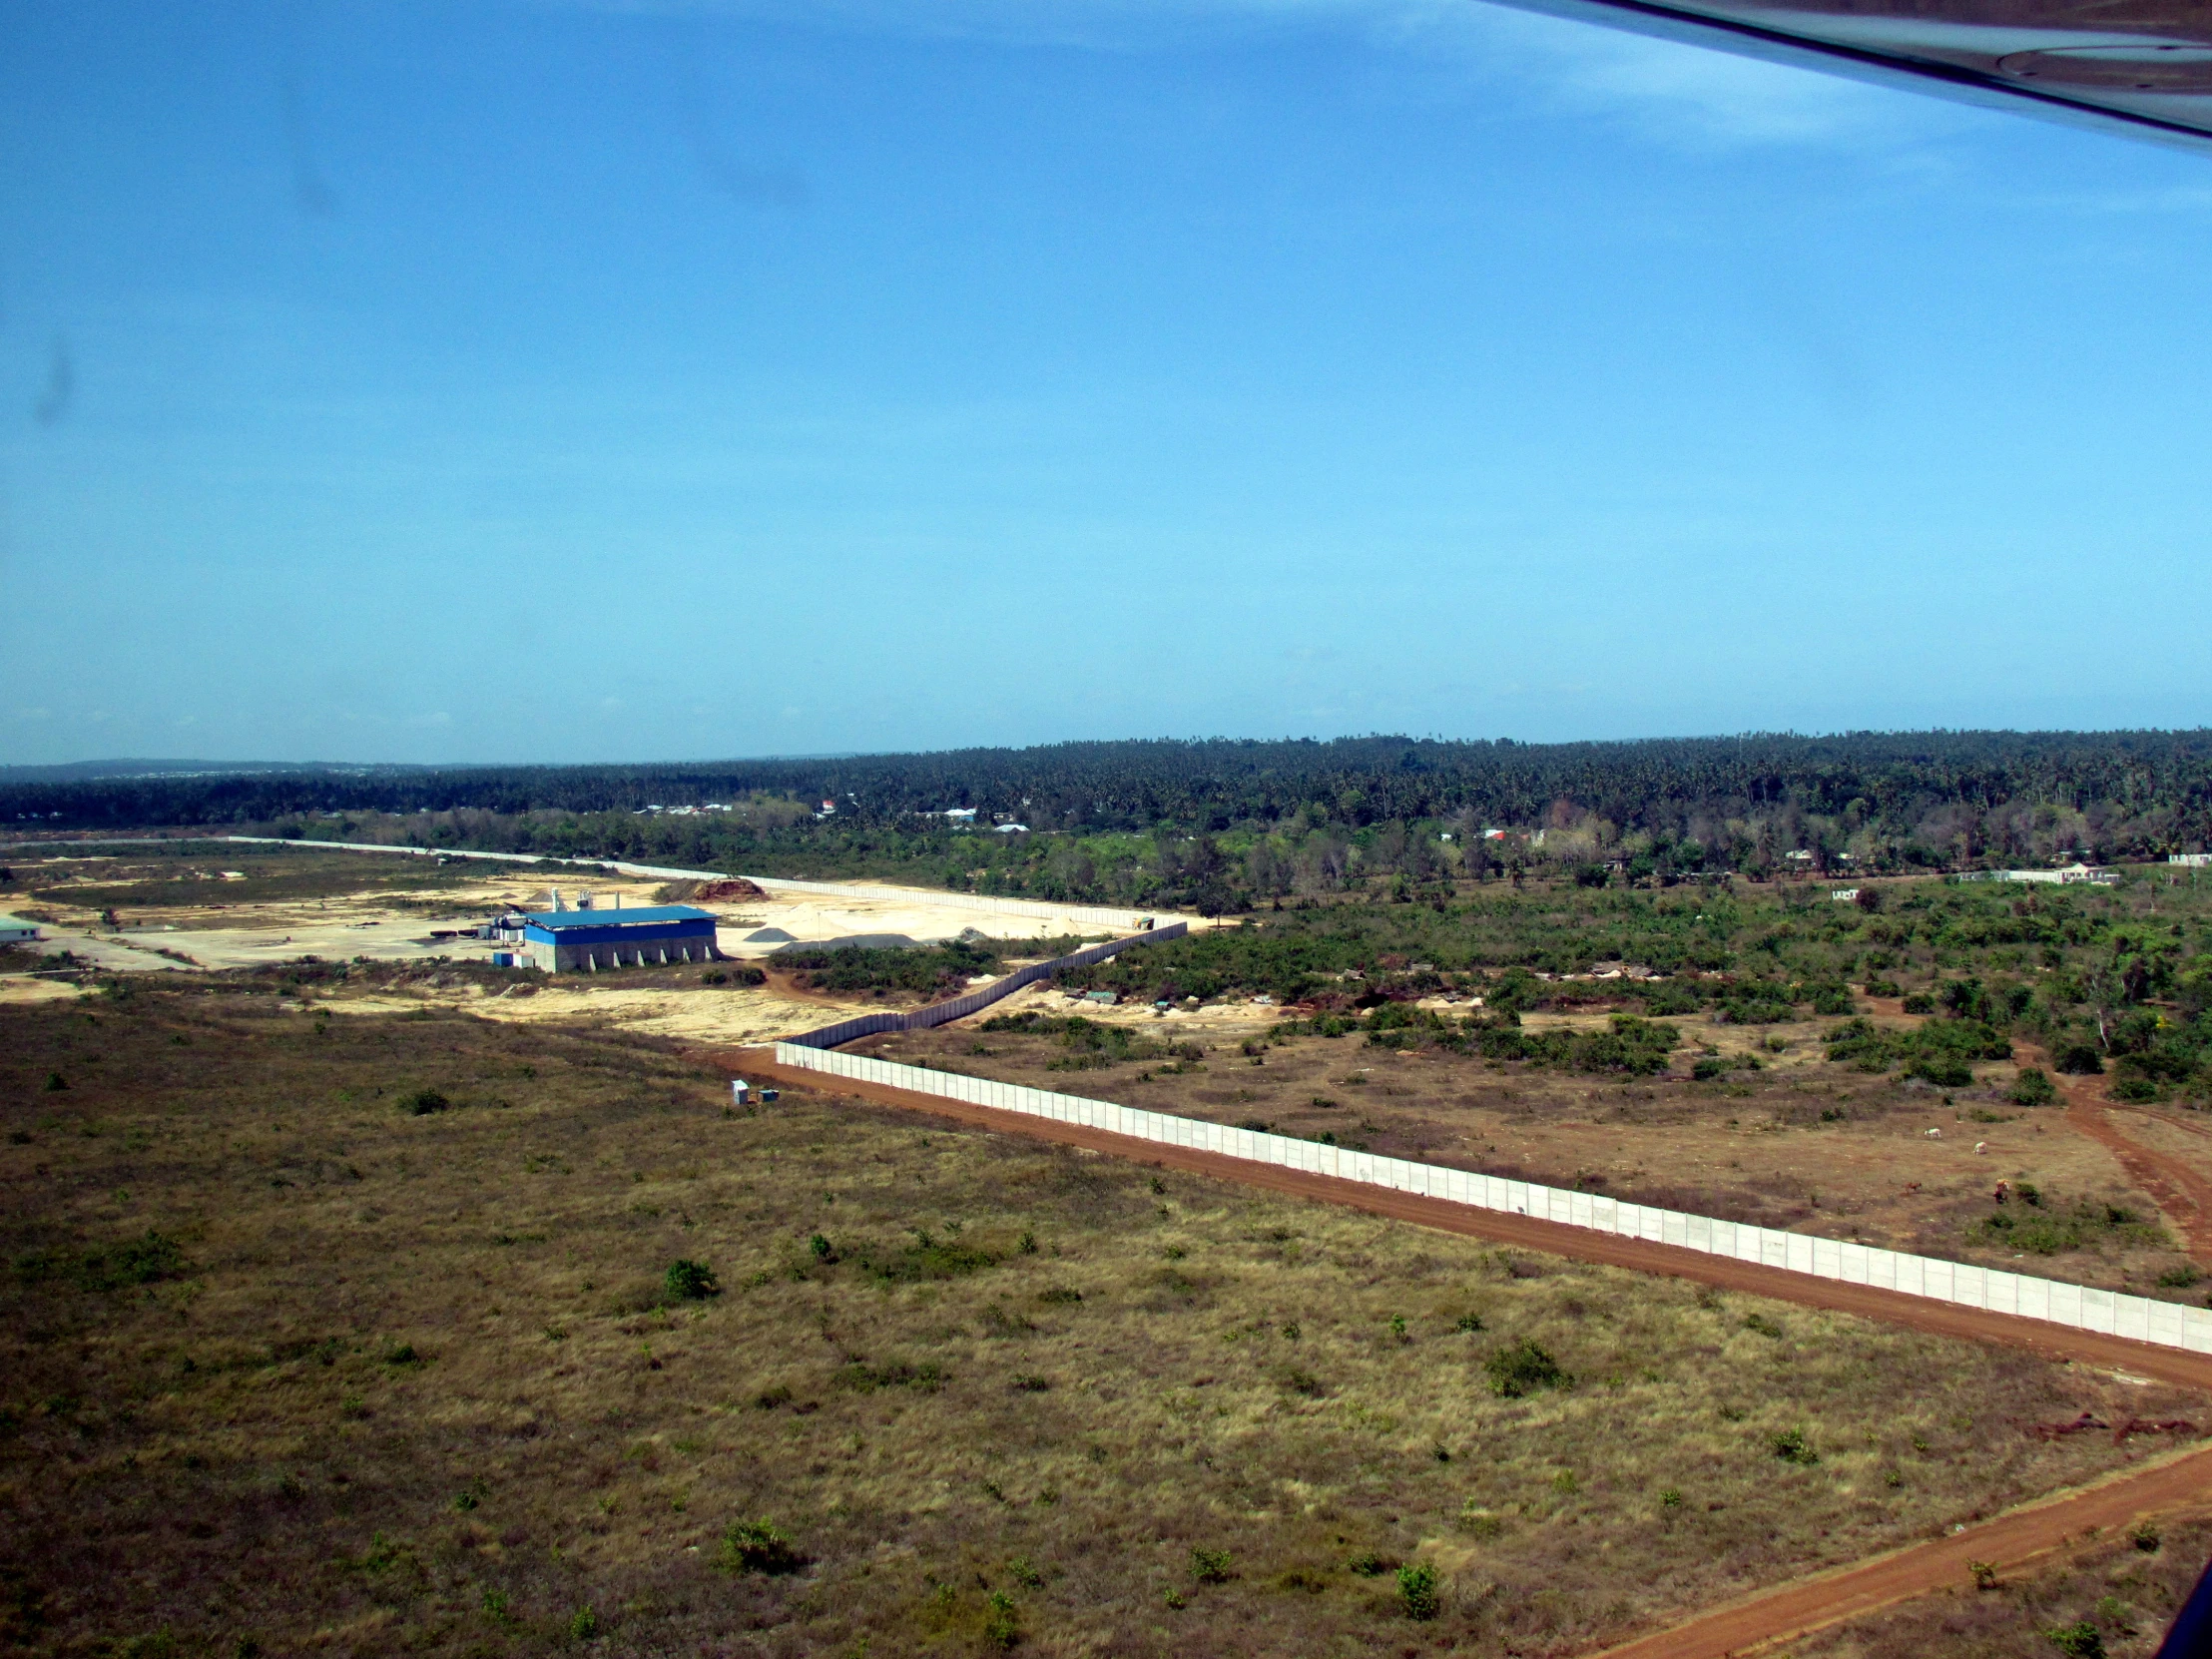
[1831,888,1860,902]
[732,1079,751,1106]
[2171,853,2212,867]
[0,914,41,945]
[1960,862,2118,886]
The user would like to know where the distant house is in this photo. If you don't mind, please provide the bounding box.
[0,914,40,945]
[994,824,1029,834]
[2171,853,2212,867]
[1961,862,2118,886]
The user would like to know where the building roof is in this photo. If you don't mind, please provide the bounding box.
[522,905,714,931]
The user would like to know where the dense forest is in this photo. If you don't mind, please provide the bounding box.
[7,731,2212,912]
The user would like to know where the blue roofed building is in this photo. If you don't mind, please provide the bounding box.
[520,904,720,973]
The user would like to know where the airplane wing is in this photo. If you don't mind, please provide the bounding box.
[1493,0,2212,150]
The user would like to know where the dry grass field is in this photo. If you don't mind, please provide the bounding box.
[859,1003,2204,1304]
[2,981,2206,1658]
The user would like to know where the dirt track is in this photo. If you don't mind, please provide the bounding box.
[1582,1439,2212,1658]
[729,1049,2212,1391]
[2040,1048,2212,1263]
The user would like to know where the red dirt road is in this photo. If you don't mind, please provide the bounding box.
[726,1048,2212,1392]
[1583,1440,2212,1659]
[2038,1048,2212,1263]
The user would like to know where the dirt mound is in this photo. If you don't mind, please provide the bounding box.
[657,877,766,903]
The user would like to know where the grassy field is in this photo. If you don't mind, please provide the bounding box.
[2,987,2204,1658]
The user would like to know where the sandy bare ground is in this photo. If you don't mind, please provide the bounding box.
[0,977,84,1005]
[14,925,198,972]
[326,979,833,1047]
[30,869,1168,977]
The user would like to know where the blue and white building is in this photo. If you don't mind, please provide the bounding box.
[519,904,719,972]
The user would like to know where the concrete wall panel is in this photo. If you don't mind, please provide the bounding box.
[769,1043,2207,1356]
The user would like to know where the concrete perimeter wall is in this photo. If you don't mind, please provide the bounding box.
[785,922,1190,1049]
[773,1042,2212,1359]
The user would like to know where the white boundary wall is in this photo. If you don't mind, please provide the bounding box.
[775,1043,2212,1359]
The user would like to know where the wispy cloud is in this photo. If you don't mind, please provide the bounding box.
[1361,0,1961,151]
[2029,182,2212,215]
[579,0,1953,151]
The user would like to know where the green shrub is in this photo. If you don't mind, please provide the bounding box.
[1901,993,1934,1014]
[663,1259,719,1302]
[399,1088,449,1116]
[1189,1546,1233,1584]
[2158,1265,2200,1289]
[718,1517,800,1575]
[568,1606,600,1639]
[982,1590,1019,1649]
[2042,1621,2103,1658]
[1347,1550,1392,1576]
[2008,1068,2058,1106]
[2110,1076,2162,1103]
[2055,1044,2105,1075]
[1396,1562,1440,1620]
[1970,1193,2166,1256]
[1483,1337,1566,1398]
[1771,1427,1819,1464]
[20,1229,191,1293]
[1911,1056,1975,1088]
[853,1228,1001,1283]
[835,1359,944,1393]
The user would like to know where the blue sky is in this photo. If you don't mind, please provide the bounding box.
[4,0,2211,766]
